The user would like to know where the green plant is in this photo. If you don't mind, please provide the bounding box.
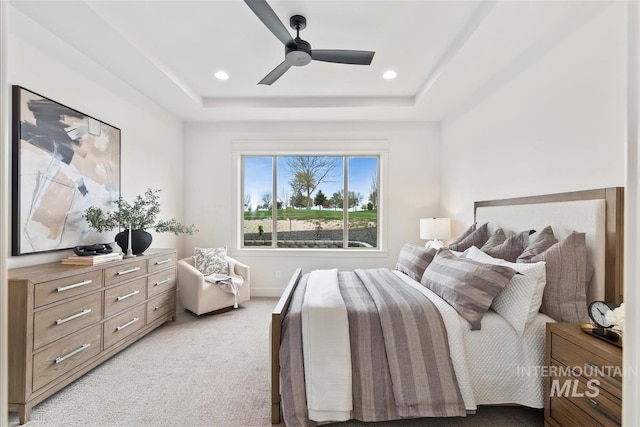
[82,188,197,235]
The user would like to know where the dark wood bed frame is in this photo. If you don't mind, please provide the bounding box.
[269,187,624,424]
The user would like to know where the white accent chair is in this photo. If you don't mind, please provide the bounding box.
[177,256,250,315]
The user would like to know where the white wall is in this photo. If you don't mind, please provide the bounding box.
[440,3,626,233]
[1,2,10,424]
[6,8,185,269]
[183,121,440,296]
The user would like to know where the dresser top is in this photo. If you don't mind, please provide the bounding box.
[8,248,176,282]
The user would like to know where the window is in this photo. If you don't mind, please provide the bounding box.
[242,155,379,249]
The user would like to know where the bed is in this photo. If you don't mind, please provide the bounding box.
[270,187,624,425]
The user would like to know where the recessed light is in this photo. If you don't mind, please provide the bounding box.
[214,70,229,80]
[383,70,397,80]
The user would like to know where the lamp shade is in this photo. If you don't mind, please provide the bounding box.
[419,218,451,240]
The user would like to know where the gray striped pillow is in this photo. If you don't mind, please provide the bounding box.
[395,243,437,282]
[448,222,489,252]
[481,228,532,262]
[517,225,558,262]
[448,223,476,247]
[420,248,518,330]
[530,232,589,323]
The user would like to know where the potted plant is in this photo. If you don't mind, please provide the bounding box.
[82,188,197,254]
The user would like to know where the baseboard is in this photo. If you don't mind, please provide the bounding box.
[250,287,283,297]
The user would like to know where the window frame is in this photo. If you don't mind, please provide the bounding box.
[232,140,389,256]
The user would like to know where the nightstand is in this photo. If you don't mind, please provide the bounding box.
[545,323,622,426]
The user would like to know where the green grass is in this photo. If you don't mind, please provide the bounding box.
[244,209,377,221]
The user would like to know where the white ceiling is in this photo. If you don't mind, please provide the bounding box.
[9,0,607,122]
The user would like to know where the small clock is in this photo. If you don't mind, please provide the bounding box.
[588,300,618,328]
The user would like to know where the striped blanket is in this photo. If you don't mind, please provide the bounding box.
[280,268,465,426]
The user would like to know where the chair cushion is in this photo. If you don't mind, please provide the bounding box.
[194,247,229,275]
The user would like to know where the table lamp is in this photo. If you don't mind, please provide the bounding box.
[420,217,451,249]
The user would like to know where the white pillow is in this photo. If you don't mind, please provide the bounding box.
[464,246,547,336]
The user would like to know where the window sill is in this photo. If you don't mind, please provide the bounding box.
[230,248,389,258]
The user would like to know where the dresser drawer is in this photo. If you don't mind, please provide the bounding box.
[147,269,176,299]
[32,325,101,391]
[549,394,599,427]
[147,252,176,274]
[33,293,102,350]
[552,334,622,399]
[103,305,146,349]
[104,278,147,318]
[551,362,621,425]
[104,260,147,286]
[34,270,103,308]
[147,293,175,324]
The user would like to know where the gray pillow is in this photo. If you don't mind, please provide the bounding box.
[530,232,589,323]
[448,223,476,247]
[448,222,489,252]
[517,225,558,262]
[420,248,518,330]
[395,243,437,282]
[481,228,532,262]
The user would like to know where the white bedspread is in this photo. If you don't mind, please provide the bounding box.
[301,269,352,422]
[394,270,553,410]
[300,269,550,420]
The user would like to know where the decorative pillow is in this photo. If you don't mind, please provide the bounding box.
[395,243,437,282]
[448,222,489,252]
[194,247,229,276]
[465,246,547,336]
[529,232,589,323]
[448,223,476,247]
[517,225,558,263]
[420,248,518,330]
[480,228,532,262]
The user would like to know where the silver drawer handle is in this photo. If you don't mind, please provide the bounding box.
[154,301,170,311]
[56,280,92,292]
[55,308,92,325]
[155,259,171,265]
[116,266,141,275]
[116,317,140,331]
[55,343,91,364]
[154,278,171,286]
[586,396,619,423]
[116,290,141,301]
[587,363,623,388]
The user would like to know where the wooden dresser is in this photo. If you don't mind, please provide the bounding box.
[545,323,622,426]
[8,248,177,424]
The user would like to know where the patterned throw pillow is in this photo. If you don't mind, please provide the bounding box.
[395,243,437,282]
[420,248,518,330]
[448,222,489,252]
[481,228,532,263]
[529,232,589,323]
[194,247,229,276]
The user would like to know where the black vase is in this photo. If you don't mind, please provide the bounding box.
[115,229,153,255]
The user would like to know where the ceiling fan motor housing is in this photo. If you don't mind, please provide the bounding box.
[286,38,312,66]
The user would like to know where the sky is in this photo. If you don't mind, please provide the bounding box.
[244,156,378,209]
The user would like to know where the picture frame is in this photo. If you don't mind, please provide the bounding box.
[11,85,121,255]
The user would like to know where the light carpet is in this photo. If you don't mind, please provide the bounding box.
[8,297,543,426]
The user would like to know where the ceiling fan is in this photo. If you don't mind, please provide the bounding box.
[243,0,376,85]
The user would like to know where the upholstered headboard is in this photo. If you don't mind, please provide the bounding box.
[474,188,623,304]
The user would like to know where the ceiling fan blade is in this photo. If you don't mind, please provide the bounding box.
[311,49,375,65]
[258,60,292,85]
[244,0,297,50]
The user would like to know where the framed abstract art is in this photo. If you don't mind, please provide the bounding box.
[11,86,121,255]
